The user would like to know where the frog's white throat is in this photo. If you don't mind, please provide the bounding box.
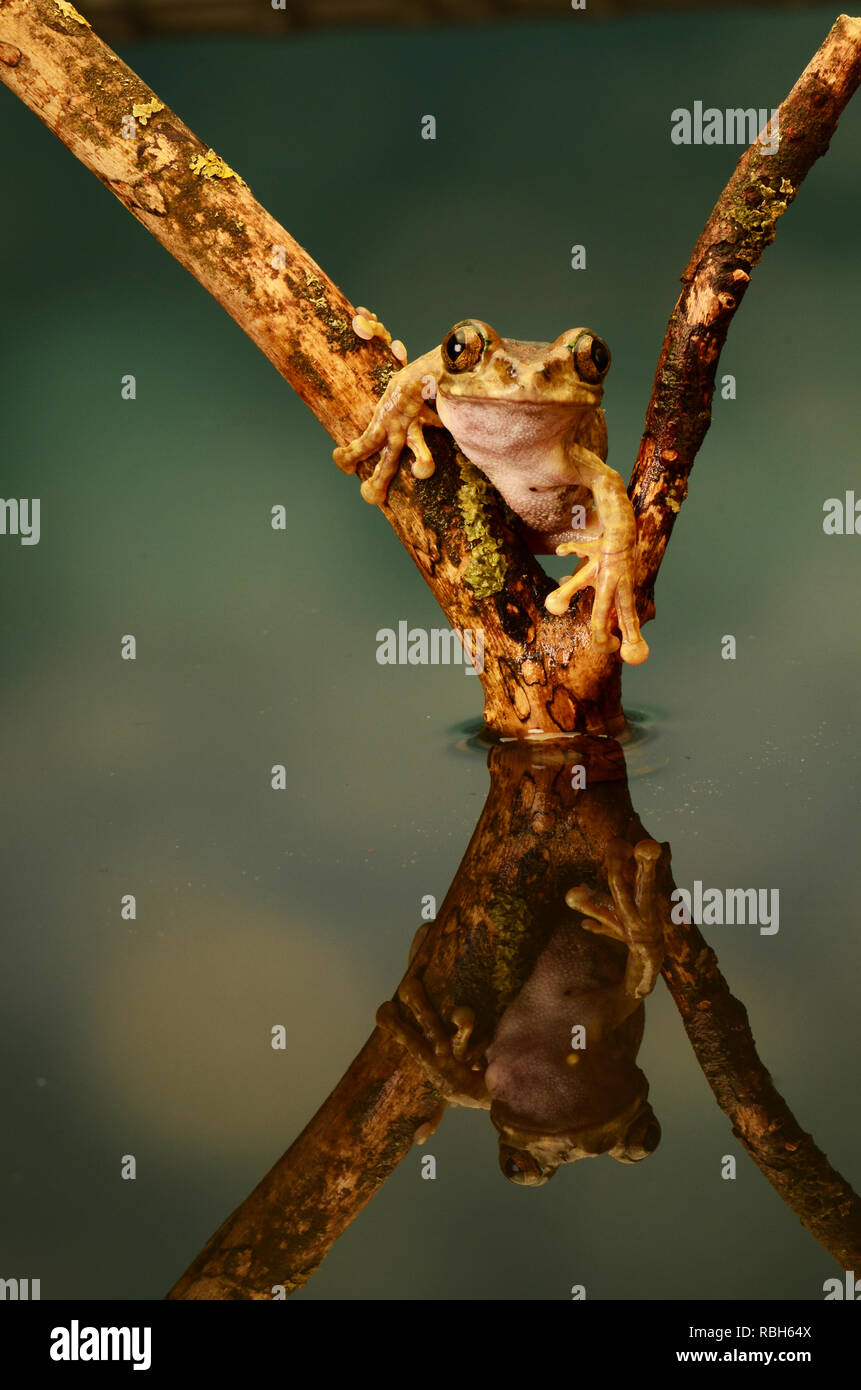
[436,393,591,544]
[436,394,582,471]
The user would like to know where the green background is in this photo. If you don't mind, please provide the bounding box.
[1,2,859,1299]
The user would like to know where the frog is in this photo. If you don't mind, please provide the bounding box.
[333,320,648,665]
[377,837,667,1184]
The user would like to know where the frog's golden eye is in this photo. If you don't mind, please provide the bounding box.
[441,321,486,373]
[570,331,611,384]
[498,1145,553,1186]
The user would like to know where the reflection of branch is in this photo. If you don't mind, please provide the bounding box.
[168,739,632,1299]
[167,1029,440,1299]
[631,14,861,621]
[169,739,861,1296]
[661,914,861,1269]
[3,8,858,732]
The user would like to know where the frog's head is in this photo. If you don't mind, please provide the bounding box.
[437,319,611,408]
[493,1095,662,1186]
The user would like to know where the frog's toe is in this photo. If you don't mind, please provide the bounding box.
[544,588,573,616]
[334,418,389,474]
[405,416,436,481]
[611,572,649,665]
[376,999,423,1057]
[545,557,599,615]
[359,435,407,505]
[360,474,387,505]
[332,441,360,473]
[414,1104,446,1145]
[591,628,622,656]
[619,635,649,665]
[556,538,600,558]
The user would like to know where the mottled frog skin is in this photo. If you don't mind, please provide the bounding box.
[378,839,666,1185]
[334,320,648,664]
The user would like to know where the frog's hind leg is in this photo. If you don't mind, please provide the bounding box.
[565,838,667,1000]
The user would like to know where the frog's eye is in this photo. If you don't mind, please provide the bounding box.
[570,331,611,384]
[442,322,486,373]
[498,1145,553,1186]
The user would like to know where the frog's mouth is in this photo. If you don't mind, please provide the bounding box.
[490,1092,660,1182]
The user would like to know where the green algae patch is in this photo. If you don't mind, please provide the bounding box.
[488,891,533,1007]
[731,174,797,250]
[457,453,508,599]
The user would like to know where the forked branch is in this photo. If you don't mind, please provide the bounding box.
[3,5,858,732]
[2,1,860,1299]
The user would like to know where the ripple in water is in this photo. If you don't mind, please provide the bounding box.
[449,706,668,777]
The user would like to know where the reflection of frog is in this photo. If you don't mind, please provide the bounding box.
[377,839,666,1184]
[334,320,648,664]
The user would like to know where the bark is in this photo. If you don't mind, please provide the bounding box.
[630,14,861,616]
[3,5,858,732]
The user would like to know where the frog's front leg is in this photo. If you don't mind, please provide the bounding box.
[332,348,443,505]
[565,837,667,1002]
[377,978,489,1140]
[545,451,649,666]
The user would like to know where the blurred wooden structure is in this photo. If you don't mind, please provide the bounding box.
[79,0,826,44]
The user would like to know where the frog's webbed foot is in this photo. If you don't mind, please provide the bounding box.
[376,978,489,1119]
[565,838,667,1000]
[545,542,649,666]
[332,356,442,504]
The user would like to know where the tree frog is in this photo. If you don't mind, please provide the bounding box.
[334,320,648,665]
[377,838,666,1184]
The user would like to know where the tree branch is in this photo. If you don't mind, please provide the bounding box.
[6,9,857,734]
[0,0,622,736]
[631,13,861,617]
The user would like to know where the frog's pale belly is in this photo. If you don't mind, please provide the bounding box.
[436,394,592,551]
[484,921,645,1134]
